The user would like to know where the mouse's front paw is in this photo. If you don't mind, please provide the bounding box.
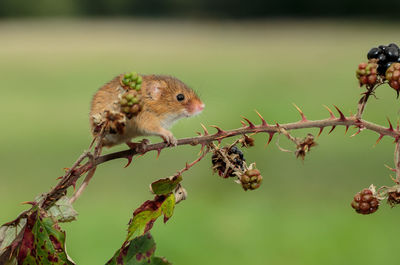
[162,132,177,147]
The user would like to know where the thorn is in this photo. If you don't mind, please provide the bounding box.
[387,117,394,131]
[241,116,256,128]
[317,127,324,138]
[198,144,205,156]
[333,105,346,121]
[293,103,308,122]
[21,201,36,206]
[56,176,63,180]
[124,155,133,168]
[71,179,77,191]
[384,164,397,172]
[156,148,162,159]
[344,125,349,135]
[240,120,247,127]
[323,105,336,119]
[328,126,336,134]
[255,110,268,126]
[265,132,274,147]
[200,123,209,135]
[196,131,202,136]
[374,134,384,147]
[351,129,362,137]
[397,119,399,131]
[210,125,225,134]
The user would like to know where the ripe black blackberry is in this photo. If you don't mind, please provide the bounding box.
[211,146,245,178]
[351,188,379,215]
[367,43,400,75]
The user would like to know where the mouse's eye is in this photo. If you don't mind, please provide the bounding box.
[176,93,185,101]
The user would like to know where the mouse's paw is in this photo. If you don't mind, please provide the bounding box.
[162,132,177,147]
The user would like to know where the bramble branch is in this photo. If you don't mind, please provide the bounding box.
[37,102,399,210]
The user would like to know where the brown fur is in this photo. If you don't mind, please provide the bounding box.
[90,74,203,147]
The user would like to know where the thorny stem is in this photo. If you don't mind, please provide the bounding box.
[8,88,399,218]
[394,142,400,184]
[36,113,399,210]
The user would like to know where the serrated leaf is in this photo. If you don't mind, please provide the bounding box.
[16,208,75,265]
[106,233,170,265]
[47,196,78,223]
[150,175,182,195]
[127,194,175,241]
[160,194,175,223]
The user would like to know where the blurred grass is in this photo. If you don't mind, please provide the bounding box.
[0,19,399,264]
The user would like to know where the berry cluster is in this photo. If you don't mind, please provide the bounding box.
[240,168,262,191]
[356,62,378,87]
[385,63,400,91]
[120,92,142,118]
[120,71,143,91]
[119,71,143,118]
[367,43,400,75]
[351,188,380,215]
[211,146,245,178]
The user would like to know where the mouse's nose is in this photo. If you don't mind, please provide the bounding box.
[199,103,205,111]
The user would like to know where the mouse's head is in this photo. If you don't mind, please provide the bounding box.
[142,75,204,127]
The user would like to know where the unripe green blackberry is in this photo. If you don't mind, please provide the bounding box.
[120,91,142,117]
[351,188,379,215]
[356,62,378,87]
[240,169,262,191]
[120,71,142,91]
[385,63,400,91]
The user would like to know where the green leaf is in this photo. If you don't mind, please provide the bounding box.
[106,233,170,265]
[17,208,75,265]
[150,175,182,195]
[47,196,78,223]
[127,194,175,241]
[160,194,175,223]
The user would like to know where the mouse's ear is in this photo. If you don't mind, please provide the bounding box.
[145,80,167,101]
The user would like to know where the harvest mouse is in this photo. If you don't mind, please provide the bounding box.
[90,73,205,148]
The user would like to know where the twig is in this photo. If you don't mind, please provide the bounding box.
[175,146,210,177]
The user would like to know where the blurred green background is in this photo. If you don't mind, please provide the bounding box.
[1,18,400,265]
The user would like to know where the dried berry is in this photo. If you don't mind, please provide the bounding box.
[239,134,255,147]
[385,63,400,92]
[351,188,380,215]
[387,190,400,207]
[211,146,245,178]
[356,62,378,87]
[295,133,317,160]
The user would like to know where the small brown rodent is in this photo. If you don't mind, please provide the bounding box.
[90,74,204,148]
